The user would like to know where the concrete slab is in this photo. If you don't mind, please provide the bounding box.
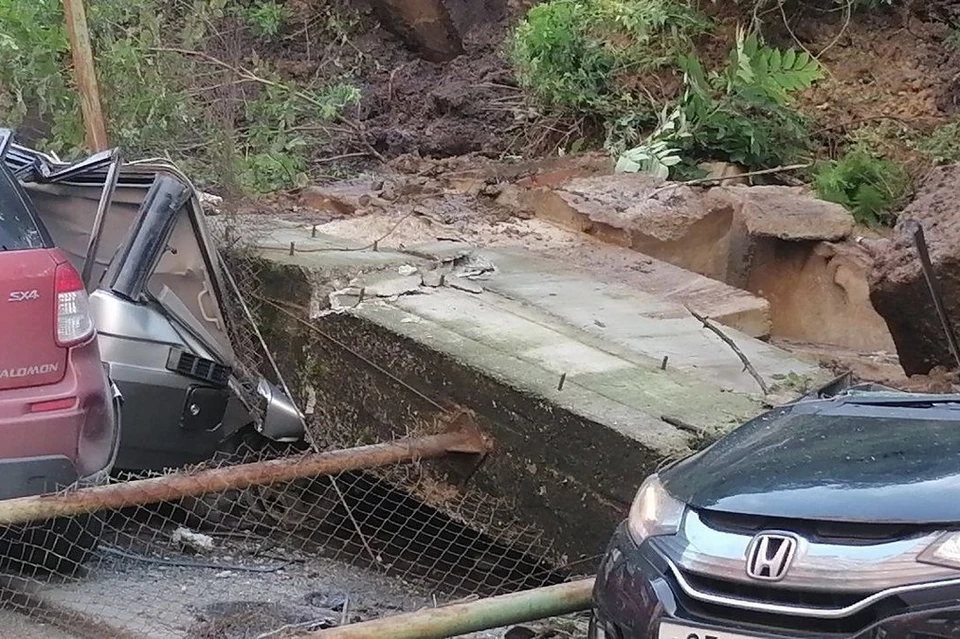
[463,248,815,395]
[244,221,827,562]
[246,210,773,337]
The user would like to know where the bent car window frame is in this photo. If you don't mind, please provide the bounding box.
[0,167,52,251]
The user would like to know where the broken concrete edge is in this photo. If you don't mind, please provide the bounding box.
[526,174,853,255]
[516,172,900,354]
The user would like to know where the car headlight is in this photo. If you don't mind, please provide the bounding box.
[919,532,960,570]
[627,474,686,545]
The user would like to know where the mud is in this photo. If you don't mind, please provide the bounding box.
[263,1,525,164]
[197,0,960,181]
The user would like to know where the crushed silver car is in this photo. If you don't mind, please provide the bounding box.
[3,138,304,471]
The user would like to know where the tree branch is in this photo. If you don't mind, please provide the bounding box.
[686,307,771,395]
[648,163,812,199]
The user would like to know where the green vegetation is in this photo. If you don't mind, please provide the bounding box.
[512,0,919,226]
[512,1,820,175]
[676,31,820,168]
[813,145,911,227]
[914,118,960,166]
[0,0,360,193]
[236,0,292,37]
[616,30,820,175]
[0,0,84,152]
[511,0,709,125]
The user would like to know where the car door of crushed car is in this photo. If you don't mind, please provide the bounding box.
[4,141,303,471]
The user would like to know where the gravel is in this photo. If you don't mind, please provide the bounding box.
[13,533,584,639]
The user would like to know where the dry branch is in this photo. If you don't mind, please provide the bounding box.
[648,163,812,198]
[687,307,771,395]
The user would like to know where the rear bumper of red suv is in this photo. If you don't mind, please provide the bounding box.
[0,339,118,500]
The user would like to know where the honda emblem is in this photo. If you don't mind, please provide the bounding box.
[746,533,798,581]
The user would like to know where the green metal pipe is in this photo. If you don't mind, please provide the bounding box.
[310,578,595,639]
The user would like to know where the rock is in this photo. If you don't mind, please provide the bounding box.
[421,270,444,287]
[494,183,526,214]
[198,191,224,215]
[300,186,358,216]
[721,185,854,241]
[367,0,464,62]
[379,180,398,201]
[530,175,855,283]
[529,174,737,280]
[870,164,960,374]
[172,527,215,554]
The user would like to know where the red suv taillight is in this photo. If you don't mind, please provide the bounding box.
[55,262,95,346]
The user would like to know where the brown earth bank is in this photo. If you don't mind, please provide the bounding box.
[226,0,960,175]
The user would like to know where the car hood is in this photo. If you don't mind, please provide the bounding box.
[659,397,960,524]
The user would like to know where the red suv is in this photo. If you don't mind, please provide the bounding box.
[0,159,119,571]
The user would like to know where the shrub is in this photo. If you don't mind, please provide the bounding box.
[914,119,960,165]
[813,145,911,227]
[679,32,820,168]
[236,0,292,38]
[617,30,821,176]
[0,0,83,154]
[511,0,708,120]
[0,0,360,193]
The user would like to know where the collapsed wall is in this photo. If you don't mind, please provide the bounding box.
[238,217,826,565]
[527,173,896,353]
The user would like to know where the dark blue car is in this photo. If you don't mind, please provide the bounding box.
[591,384,960,639]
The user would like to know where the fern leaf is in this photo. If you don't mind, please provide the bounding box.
[768,48,781,75]
[782,48,795,69]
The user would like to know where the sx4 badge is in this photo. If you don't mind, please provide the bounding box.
[7,289,40,302]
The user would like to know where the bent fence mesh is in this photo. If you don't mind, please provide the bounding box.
[0,435,572,638]
[0,215,582,639]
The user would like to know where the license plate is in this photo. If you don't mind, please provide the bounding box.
[658,621,766,639]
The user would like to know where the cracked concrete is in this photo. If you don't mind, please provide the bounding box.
[240,217,827,562]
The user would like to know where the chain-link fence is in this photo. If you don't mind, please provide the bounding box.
[0,428,572,638]
[0,214,579,638]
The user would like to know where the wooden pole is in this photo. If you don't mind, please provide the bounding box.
[310,578,596,639]
[0,429,489,526]
[62,0,108,151]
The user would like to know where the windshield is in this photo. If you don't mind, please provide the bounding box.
[0,167,48,251]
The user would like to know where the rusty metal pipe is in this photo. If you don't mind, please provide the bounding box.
[310,578,595,639]
[0,429,487,526]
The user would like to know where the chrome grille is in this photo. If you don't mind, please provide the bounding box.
[653,509,953,593]
[679,570,868,609]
